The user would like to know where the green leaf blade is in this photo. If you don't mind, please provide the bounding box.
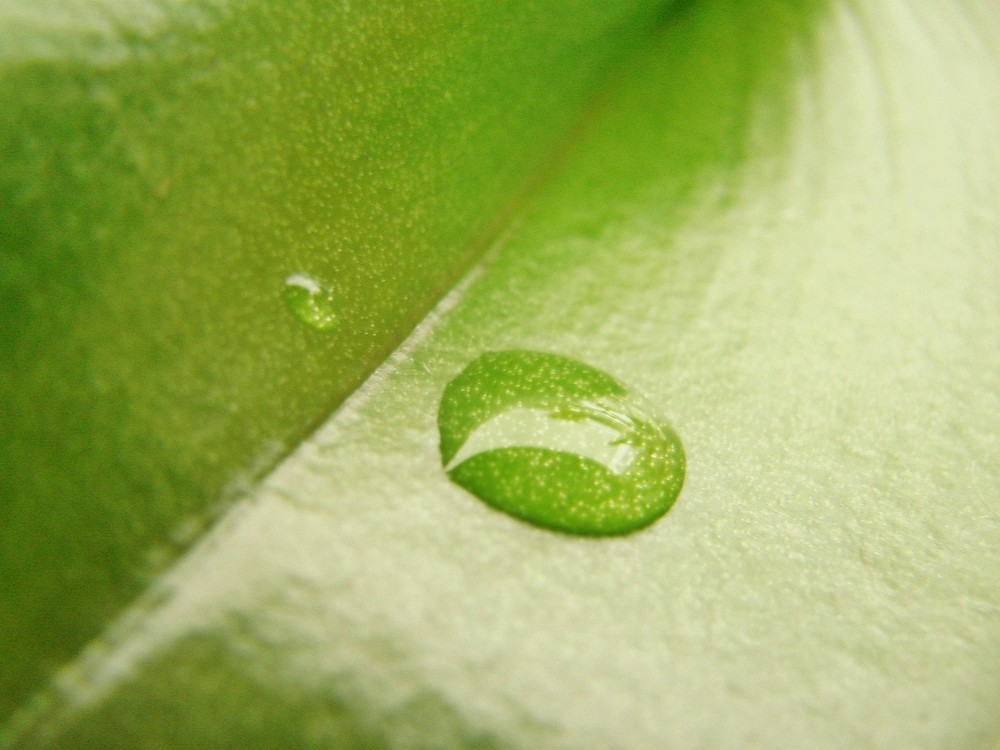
[0,0,672,718]
[5,0,1000,748]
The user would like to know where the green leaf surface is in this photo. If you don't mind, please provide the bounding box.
[5,0,1000,748]
[0,0,667,715]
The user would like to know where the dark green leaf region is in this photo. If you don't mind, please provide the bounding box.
[438,350,685,536]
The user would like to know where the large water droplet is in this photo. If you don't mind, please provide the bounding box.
[438,350,685,536]
[284,273,338,330]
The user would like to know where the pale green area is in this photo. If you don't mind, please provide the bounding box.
[440,350,684,535]
[5,0,1000,747]
[0,0,669,714]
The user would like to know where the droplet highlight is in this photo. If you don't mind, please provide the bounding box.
[438,350,685,536]
[284,273,338,330]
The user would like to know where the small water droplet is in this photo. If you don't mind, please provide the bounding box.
[284,273,338,330]
[438,350,685,536]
